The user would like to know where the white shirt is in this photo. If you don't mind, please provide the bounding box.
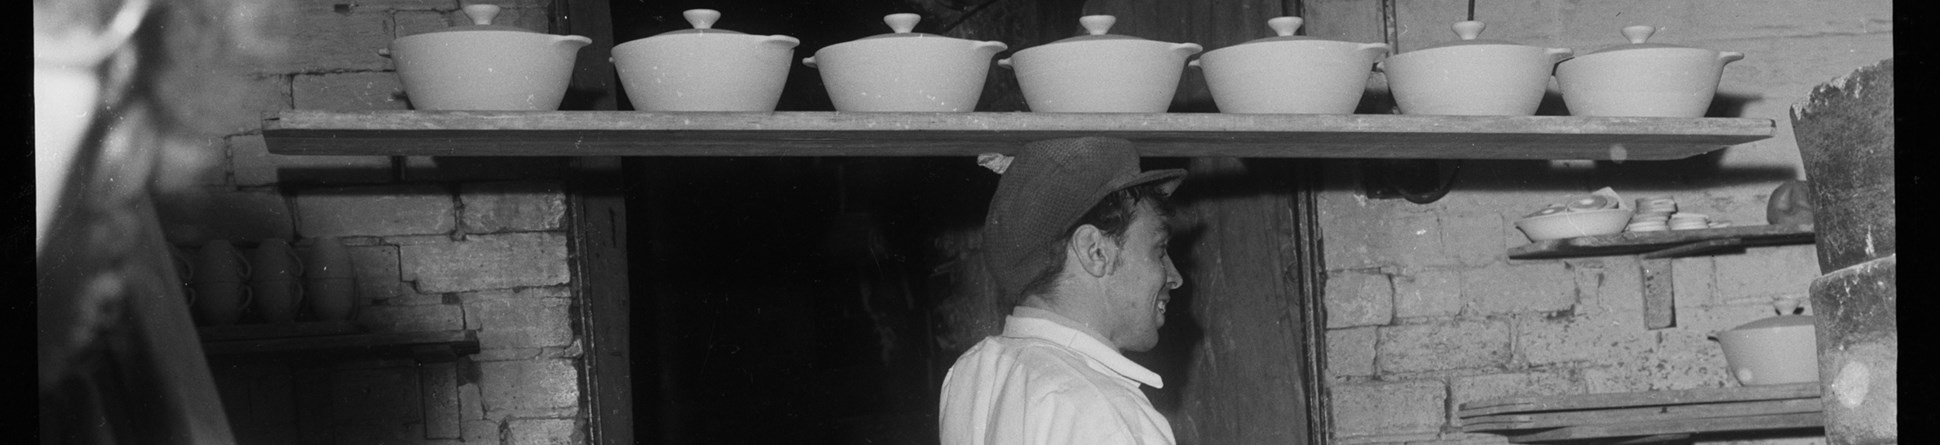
[938,306,1175,445]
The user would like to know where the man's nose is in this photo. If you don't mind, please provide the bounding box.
[1164,256,1183,290]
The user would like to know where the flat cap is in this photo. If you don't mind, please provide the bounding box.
[982,137,1185,302]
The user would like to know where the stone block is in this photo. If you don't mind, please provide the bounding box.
[354,303,465,333]
[1325,269,1394,328]
[1327,326,1379,378]
[1670,256,1719,309]
[506,418,580,445]
[294,185,456,238]
[165,73,291,136]
[1440,212,1505,267]
[1394,268,1463,319]
[292,72,409,111]
[341,244,407,303]
[467,297,575,349]
[402,156,568,182]
[1715,245,1819,302]
[1387,212,1453,269]
[1331,380,1447,438]
[1317,188,1384,269]
[463,419,502,444]
[1516,311,1655,367]
[230,134,393,187]
[1565,257,1642,315]
[1449,371,1580,425]
[1378,320,1510,373]
[155,188,297,245]
[276,6,394,73]
[401,232,571,293]
[477,359,580,417]
[1463,262,1574,316]
[421,362,461,439]
[461,182,567,233]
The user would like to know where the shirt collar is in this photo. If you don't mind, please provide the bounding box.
[1003,306,1165,389]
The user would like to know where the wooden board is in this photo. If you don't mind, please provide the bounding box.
[195,321,364,342]
[1507,224,1815,260]
[1458,383,1820,418]
[201,330,479,359]
[1502,412,1823,443]
[1462,398,1823,432]
[262,110,1773,160]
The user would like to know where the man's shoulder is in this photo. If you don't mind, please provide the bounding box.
[950,336,1111,386]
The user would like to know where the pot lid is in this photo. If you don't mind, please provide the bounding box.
[1415,21,1531,50]
[651,9,750,36]
[1234,17,1331,44]
[419,4,534,34]
[1730,314,1815,331]
[854,13,947,40]
[1047,15,1157,43]
[1583,25,1697,54]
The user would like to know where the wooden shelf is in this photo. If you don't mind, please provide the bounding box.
[1509,224,1816,260]
[200,322,479,362]
[263,110,1773,160]
[1459,384,1824,444]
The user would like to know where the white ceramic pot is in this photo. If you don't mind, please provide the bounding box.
[1380,21,1571,116]
[999,15,1202,113]
[1192,17,1389,114]
[1556,26,1744,117]
[1713,314,1819,386]
[804,14,1007,112]
[612,9,800,111]
[303,237,357,321]
[386,5,592,111]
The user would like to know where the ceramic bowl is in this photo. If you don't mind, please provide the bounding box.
[611,9,799,111]
[1714,315,1819,386]
[1379,21,1571,116]
[803,14,1007,112]
[999,15,1202,112]
[1514,208,1632,241]
[1556,26,1744,117]
[1192,17,1389,114]
[386,5,592,110]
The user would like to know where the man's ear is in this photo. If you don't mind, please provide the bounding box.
[1068,224,1118,278]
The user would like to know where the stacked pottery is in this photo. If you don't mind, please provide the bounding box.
[1626,196,1676,232]
[303,237,358,321]
[249,239,306,323]
[191,240,253,326]
[167,244,196,306]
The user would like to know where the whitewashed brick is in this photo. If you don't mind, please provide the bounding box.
[1326,269,1394,328]
[295,185,456,237]
[155,188,296,245]
[422,362,462,439]
[1394,268,1463,319]
[293,72,409,111]
[1387,212,1452,269]
[276,6,394,73]
[1379,320,1510,373]
[345,244,408,303]
[1331,380,1447,437]
[354,303,464,332]
[478,359,579,418]
[1715,245,1819,302]
[1517,311,1655,367]
[1318,187,1383,269]
[1449,371,1580,425]
[1565,256,1643,315]
[1327,326,1379,378]
[462,419,502,444]
[1671,256,1720,308]
[467,298,575,349]
[401,232,571,293]
[1441,212,1505,266]
[506,418,579,445]
[1463,262,1574,315]
[461,182,566,233]
[169,73,291,136]
[231,134,393,187]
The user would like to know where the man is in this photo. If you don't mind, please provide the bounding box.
[940,137,1188,445]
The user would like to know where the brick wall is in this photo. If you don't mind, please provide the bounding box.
[1313,1,1891,444]
[163,0,588,443]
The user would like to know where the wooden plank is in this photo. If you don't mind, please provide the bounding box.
[1503,412,1823,443]
[262,110,1773,160]
[1641,257,1676,329]
[1458,383,1820,417]
[566,155,635,445]
[195,321,364,342]
[1463,398,1823,431]
[201,330,478,358]
[1508,224,1815,259]
[1640,238,1744,259]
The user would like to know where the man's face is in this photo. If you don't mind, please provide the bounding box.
[1104,202,1182,352]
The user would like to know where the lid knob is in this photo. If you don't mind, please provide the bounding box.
[1453,20,1485,40]
[1267,16,1304,37]
[684,9,721,29]
[884,13,920,33]
[1621,25,1656,44]
[1080,15,1116,35]
[462,4,501,26]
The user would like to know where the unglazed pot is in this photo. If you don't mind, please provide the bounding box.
[386,4,592,110]
[1713,314,1819,386]
[303,237,357,321]
[1556,26,1744,117]
[612,9,800,111]
[250,239,305,323]
[1380,21,1572,115]
[803,14,1007,112]
[192,240,253,325]
[1192,17,1389,114]
[999,15,1202,112]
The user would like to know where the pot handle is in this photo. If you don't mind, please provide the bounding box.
[1718,51,1745,64]
[1358,42,1392,56]
[557,35,593,48]
[1371,60,1385,73]
[761,35,801,48]
[1171,42,1204,56]
[996,58,1013,69]
[973,41,1009,53]
[1544,47,1575,63]
[802,56,817,69]
[1187,59,1201,68]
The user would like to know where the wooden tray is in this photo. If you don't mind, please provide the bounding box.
[1458,384,1824,443]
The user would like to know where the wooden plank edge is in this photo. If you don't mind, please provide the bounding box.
[1463,398,1822,431]
[201,330,477,356]
[1502,412,1822,443]
[1456,383,1820,417]
[1508,225,1814,259]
